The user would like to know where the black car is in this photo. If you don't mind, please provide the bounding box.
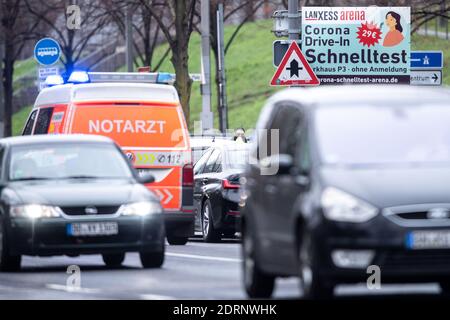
[0,134,165,271]
[240,86,450,299]
[193,141,249,242]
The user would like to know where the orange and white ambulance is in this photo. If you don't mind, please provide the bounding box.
[22,72,194,245]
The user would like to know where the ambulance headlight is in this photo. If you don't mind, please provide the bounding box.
[68,71,90,83]
[10,205,62,219]
[119,201,163,216]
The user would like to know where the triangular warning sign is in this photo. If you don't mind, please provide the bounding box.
[270,42,319,86]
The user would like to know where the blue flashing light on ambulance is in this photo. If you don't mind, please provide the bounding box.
[23,70,194,245]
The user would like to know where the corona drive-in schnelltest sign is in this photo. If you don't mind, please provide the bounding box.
[302,7,411,84]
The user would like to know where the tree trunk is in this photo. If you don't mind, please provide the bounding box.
[3,44,14,137]
[171,52,192,126]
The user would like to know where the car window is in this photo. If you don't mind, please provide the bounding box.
[297,131,311,173]
[194,149,213,175]
[22,110,38,135]
[204,149,220,174]
[213,153,222,172]
[283,105,303,157]
[0,147,4,179]
[34,108,54,134]
[266,105,288,157]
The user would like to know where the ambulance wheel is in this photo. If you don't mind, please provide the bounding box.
[167,235,188,245]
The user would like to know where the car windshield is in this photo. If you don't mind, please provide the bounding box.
[315,104,450,167]
[9,143,133,181]
[224,146,250,170]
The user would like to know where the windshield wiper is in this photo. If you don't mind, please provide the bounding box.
[62,175,126,180]
[11,177,54,181]
[63,175,99,179]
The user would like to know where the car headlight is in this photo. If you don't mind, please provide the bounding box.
[321,187,378,223]
[10,205,61,219]
[119,201,163,216]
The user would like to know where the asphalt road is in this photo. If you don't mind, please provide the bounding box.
[0,237,445,300]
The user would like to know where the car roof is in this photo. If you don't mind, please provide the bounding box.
[268,85,450,108]
[0,134,115,147]
[190,136,232,149]
[33,82,179,108]
[211,140,250,151]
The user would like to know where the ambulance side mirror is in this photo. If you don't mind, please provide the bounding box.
[137,173,155,184]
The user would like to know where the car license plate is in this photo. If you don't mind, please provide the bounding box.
[406,230,450,249]
[67,222,118,237]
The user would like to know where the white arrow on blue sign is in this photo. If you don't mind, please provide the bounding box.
[34,38,61,66]
[410,51,443,69]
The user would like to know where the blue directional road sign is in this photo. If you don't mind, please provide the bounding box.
[34,38,61,66]
[410,51,443,69]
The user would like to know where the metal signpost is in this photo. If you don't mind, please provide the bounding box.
[200,0,213,131]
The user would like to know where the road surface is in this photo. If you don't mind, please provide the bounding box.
[0,237,444,300]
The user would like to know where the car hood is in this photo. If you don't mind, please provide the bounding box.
[320,165,450,208]
[8,179,156,206]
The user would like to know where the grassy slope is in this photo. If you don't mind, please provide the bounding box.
[13,20,450,135]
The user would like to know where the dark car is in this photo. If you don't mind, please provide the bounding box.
[240,86,450,299]
[193,141,249,242]
[0,134,165,271]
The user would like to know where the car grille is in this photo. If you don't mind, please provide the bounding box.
[379,250,450,269]
[383,204,450,227]
[60,206,120,216]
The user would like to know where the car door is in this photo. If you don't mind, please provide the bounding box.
[270,104,305,270]
[252,104,290,266]
[193,149,213,230]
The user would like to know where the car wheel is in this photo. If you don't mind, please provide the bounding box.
[166,235,189,245]
[140,246,165,269]
[242,227,275,298]
[0,219,21,272]
[102,253,125,268]
[298,234,334,299]
[202,200,221,243]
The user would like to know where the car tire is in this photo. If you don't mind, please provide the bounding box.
[298,234,334,299]
[0,219,21,272]
[102,253,125,268]
[242,227,275,298]
[140,246,165,269]
[202,200,221,243]
[166,235,189,245]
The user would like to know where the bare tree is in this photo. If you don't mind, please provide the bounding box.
[25,0,111,76]
[1,0,39,137]
[139,0,198,125]
[105,0,170,71]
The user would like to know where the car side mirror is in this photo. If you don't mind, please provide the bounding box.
[137,172,155,184]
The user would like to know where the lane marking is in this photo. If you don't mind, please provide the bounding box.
[140,294,175,300]
[46,283,101,294]
[166,252,241,263]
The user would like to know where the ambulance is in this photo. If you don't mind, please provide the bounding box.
[22,71,194,245]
